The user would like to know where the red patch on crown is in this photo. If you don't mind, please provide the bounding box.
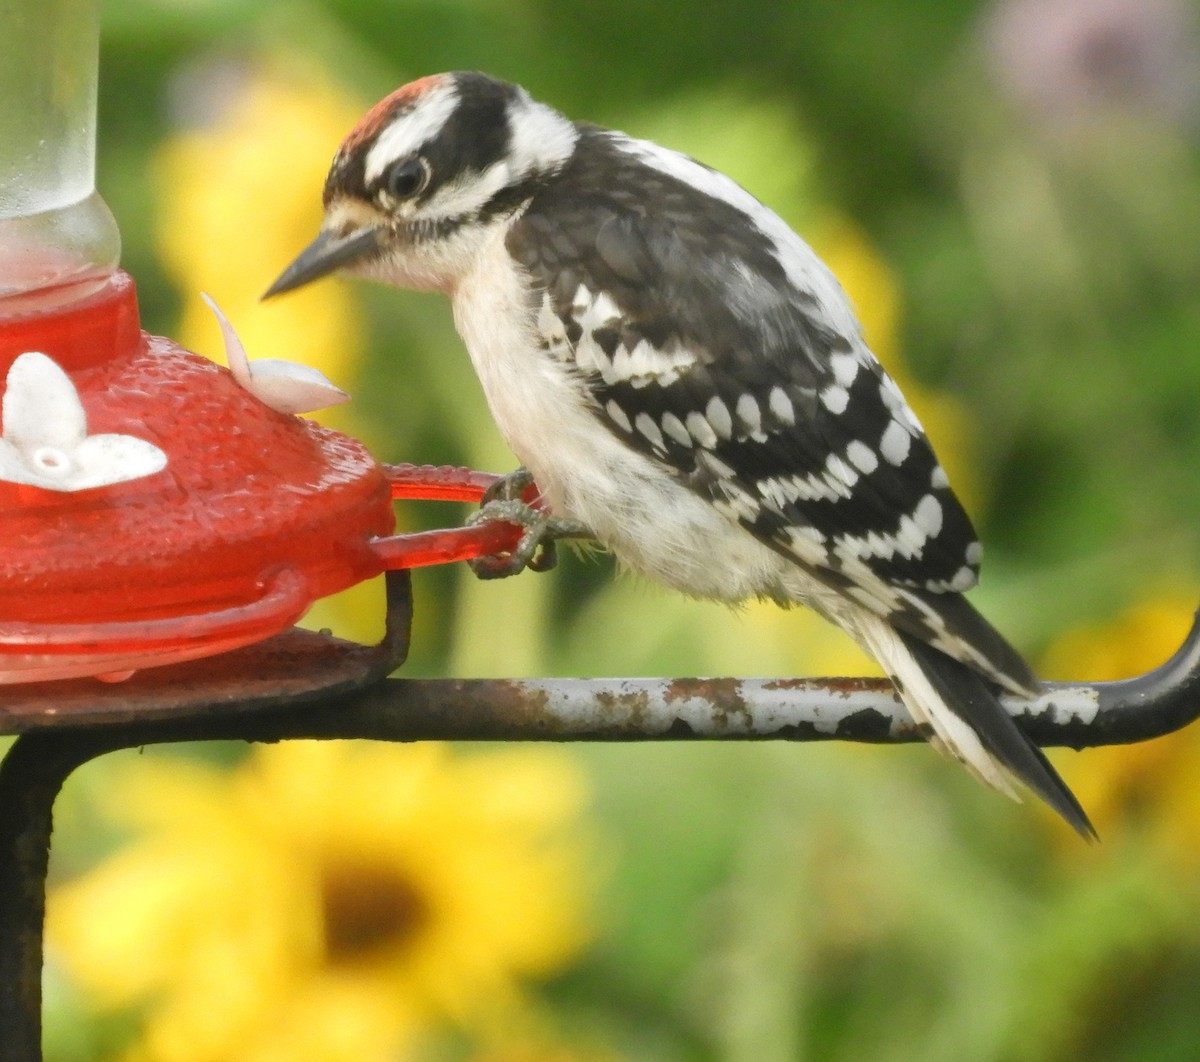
[341,74,447,152]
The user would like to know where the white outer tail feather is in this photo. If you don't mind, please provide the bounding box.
[851,612,1021,801]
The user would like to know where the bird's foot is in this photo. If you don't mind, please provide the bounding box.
[467,468,591,579]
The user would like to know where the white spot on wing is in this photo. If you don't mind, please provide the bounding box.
[608,344,632,383]
[579,290,621,329]
[635,411,665,450]
[735,393,761,436]
[758,476,789,508]
[697,451,735,479]
[846,440,878,474]
[705,396,733,440]
[895,514,926,557]
[615,338,697,383]
[825,453,858,489]
[606,400,632,433]
[662,412,692,448]
[573,335,609,377]
[879,375,904,411]
[879,419,912,466]
[783,524,828,565]
[829,351,860,386]
[867,531,895,559]
[568,284,699,386]
[686,410,719,449]
[768,387,794,425]
[758,469,851,505]
[879,375,923,431]
[719,481,763,521]
[912,570,966,593]
[914,494,943,537]
[834,494,944,569]
[820,385,849,414]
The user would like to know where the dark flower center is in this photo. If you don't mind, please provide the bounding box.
[321,861,429,965]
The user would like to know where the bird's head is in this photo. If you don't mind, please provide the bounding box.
[264,71,578,298]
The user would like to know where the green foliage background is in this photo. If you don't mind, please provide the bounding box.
[47,0,1200,1058]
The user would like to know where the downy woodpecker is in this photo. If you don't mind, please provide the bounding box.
[266,71,1092,837]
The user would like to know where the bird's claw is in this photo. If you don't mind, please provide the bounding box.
[479,467,538,508]
[467,469,589,579]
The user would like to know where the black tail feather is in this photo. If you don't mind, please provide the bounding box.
[895,591,1040,697]
[899,632,1097,841]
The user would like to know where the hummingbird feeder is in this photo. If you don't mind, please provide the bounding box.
[0,275,529,684]
[0,0,526,686]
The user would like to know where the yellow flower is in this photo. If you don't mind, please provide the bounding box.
[1039,593,1200,846]
[48,742,592,1062]
[155,63,366,416]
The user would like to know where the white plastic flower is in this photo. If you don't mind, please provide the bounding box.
[202,294,350,415]
[0,352,168,492]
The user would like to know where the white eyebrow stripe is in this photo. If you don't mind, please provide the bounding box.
[364,82,460,184]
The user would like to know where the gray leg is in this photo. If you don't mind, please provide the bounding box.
[467,469,591,579]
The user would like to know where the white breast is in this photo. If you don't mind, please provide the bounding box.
[451,230,827,605]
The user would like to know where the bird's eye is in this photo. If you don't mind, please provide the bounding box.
[383,157,431,200]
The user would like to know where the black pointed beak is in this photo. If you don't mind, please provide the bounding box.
[262,226,382,299]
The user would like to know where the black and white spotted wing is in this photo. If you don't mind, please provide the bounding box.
[507,127,1031,690]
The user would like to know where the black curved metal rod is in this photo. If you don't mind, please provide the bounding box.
[1084,607,1200,744]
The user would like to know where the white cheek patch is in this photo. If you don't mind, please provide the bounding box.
[505,91,579,176]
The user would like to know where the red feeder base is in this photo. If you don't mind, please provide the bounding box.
[0,273,524,684]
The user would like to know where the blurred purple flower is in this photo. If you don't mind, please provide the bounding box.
[984,0,1200,132]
